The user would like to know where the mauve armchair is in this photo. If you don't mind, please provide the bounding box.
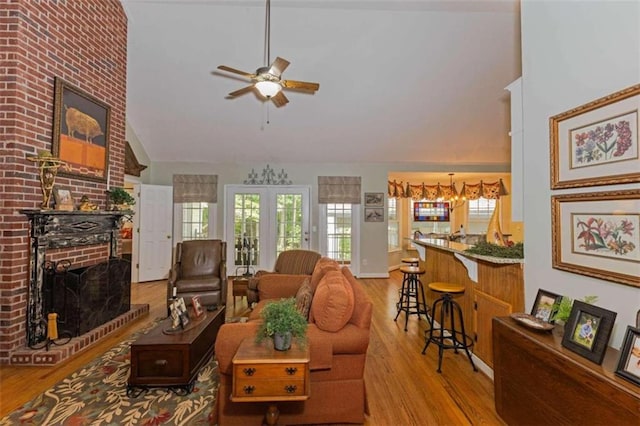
[246,249,321,305]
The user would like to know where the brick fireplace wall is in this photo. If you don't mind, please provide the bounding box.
[0,0,128,364]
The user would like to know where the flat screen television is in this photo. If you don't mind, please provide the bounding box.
[413,201,450,222]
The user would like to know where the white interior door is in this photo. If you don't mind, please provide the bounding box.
[137,184,173,282]
[224,185,310,275]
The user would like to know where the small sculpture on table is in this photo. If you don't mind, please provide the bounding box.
[78,195,99,211]
[27,150,66,209]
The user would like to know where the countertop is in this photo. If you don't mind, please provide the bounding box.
[412,237,524,265]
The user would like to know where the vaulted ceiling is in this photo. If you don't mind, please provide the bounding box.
[122,0,521,167]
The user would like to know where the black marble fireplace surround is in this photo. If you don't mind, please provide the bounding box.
[21,210,132,347]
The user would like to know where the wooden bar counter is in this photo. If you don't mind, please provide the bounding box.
[411,238,524,368]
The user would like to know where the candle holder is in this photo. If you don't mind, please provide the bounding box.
[27,151,66,209]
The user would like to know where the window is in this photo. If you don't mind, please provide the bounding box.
[388,197,400,251]
[410,200,451,234]
[467,198,496,234]
[325,203,352,265]
[181,202,210,240]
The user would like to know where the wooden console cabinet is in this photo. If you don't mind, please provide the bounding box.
[493,316,640,425]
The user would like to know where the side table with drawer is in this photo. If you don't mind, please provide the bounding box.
[232,337,310,425]
[232,276,250,308]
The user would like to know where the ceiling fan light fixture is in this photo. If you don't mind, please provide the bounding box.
[255,81,281,98]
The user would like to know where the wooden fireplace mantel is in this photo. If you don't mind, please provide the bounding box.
[20,209,132,347]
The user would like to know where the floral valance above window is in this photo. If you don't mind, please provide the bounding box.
[388,179,508,200]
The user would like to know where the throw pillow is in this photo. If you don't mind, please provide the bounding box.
[310,270,355,332]
[309,257,340,292]
[295,277,314,320]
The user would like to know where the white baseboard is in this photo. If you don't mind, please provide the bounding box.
[356,272,390,279]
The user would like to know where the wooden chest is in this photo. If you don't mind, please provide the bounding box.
[128,306,225,394]
[231,338,310,402]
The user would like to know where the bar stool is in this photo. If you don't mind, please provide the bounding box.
[401,257,420,267]
[422,281,477,373]
[394,265,429,331]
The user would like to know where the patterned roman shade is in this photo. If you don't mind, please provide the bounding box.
[173,174,218,203]
[318,176,361,204]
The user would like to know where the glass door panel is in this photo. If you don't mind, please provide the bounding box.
[276,193,303,258]
[226,185,310,274]
[233,193,260,276]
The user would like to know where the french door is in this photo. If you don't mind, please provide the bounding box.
[224,185,311,275]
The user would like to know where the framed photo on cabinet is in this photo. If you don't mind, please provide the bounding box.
[561,300,616,365]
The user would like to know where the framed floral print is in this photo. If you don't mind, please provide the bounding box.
[551,189,640,288]
[550,84,640,189]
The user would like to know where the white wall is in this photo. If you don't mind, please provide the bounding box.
[521,0,640,348]
[147,161,510,277]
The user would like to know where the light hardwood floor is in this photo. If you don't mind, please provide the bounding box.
[0,271,505,425]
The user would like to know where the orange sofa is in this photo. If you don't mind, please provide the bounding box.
[214,258,373,425]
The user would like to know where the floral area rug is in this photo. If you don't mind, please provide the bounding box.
[1,321,218,425]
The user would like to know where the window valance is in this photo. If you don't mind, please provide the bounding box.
[318,176,361,204]
[173,174,218,203]
[388,179,508,201]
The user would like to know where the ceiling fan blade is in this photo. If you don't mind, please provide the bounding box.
[217,65,255,78]
[282,80,320,92]
[228,85,255,97]
[268,57,290,77]
[271,91,289,107]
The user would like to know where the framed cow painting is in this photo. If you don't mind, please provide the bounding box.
[52,77,111,182]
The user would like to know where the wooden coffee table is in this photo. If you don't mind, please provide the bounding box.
[232,337,310,425]
[127,305,225,397]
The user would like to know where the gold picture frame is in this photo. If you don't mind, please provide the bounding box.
[52,77,111,182]
[551,189,640,288]
[52,187,75,211]
[550,84,640,189]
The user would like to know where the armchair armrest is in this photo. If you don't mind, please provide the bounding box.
[257,274,310,300]
[246,270,271,305]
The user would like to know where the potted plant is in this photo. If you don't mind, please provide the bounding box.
[106,187,135,210]
[256,298,307,351]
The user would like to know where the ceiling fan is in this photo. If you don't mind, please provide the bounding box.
[216,0,319,107]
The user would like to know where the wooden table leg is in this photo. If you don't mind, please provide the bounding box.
[264,404,279,426]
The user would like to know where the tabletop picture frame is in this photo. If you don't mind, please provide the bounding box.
[52,187,75,211]
[191,295,204,318]
[561,300,616,365]
[615,326,640,387]
[550,84,640,189]
[551,189,640,288]
[530,289,563,323]
[52,77,111,182]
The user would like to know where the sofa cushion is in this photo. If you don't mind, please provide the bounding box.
[310,257,341,292]
[295,277,314,320]
[310,270,354,332]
